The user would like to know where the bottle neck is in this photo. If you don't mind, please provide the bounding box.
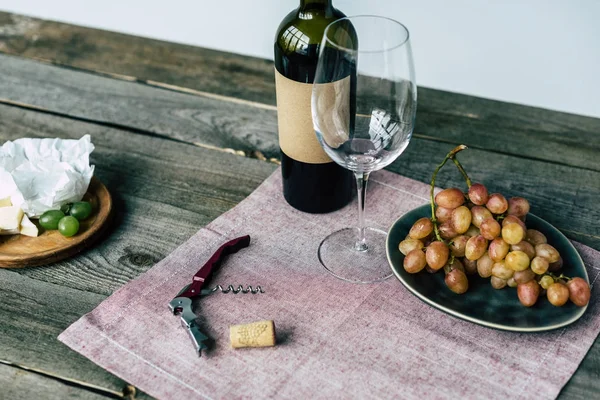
[299,0,332,10]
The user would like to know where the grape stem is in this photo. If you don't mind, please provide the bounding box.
[546,272,572,282]
[451,157,472,188]
[430,145,469,242]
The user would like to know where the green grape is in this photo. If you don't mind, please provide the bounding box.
[58,216,80,237]
[69,201,93,221]
[547,282,569,307]
[398,238,424,256]
[539,275,555,290]
[451,206,472,234]
[39,210,66,230]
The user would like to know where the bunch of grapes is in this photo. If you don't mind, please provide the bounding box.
[399,145,591,308]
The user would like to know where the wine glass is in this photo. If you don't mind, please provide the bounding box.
[312,15,417,283]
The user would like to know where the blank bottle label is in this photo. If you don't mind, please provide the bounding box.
[275,70,332,164]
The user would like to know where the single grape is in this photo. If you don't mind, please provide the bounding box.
[502,215,527,231]
[465,235,488,260]
[403,249,427,274]
[480,218,501,240]
[399,238,424,256]
[517,280,540,307]
[451,206,472,234]
[60,203,72,214]
[502,223,525,245]
[567,277,591,307]
[547,282,569,307]
[535,243,560,263]
[470,206,493,228]
[435,206,454,224]
[462,257,478,275]
[39,210,66,230]
[513,268,535,284]
[548,257,563,272]
[505,250,530,272]
[449,235,469,257]
[435,188,465,209]
[507,277,518,288]
[426,241,450,271]
[476,252,494,278]
[539,275,555,290]
[69,201,93,221]
[447,258,465,274]
[58,216,80,237]
[492,260,514,280]
[468,183,489,206]
[507,197,530,217]
[439,222,458,240]
[486,193,508,214]
[491,276,507,289]
[409,217,434,240]
[445,268,469,294]
[525,229,547,246]
[530,256,549,275]
[488,238,510,262]
[464,225,480,237]
[511,241,535,260]
[425,264,439,274]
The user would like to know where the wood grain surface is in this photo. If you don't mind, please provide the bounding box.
[0,10,599,400]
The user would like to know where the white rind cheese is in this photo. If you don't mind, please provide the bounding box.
[0,206,24,231]
[0,197,11,207]
[20,214,39,237]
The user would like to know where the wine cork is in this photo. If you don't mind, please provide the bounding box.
[230,320,276,349]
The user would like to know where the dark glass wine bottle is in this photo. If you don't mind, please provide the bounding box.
[274,0,353,213]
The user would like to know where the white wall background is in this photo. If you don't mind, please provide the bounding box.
[1,0,599,118]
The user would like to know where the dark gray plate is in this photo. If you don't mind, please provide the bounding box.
[386,204,589,332]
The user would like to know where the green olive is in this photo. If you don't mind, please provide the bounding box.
[69,201,92,221]
[58,216,80,237]
[39,210,66,230]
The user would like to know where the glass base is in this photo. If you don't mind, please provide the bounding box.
[318,227,393,284]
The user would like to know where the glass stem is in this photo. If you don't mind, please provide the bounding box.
[354,171,370,252]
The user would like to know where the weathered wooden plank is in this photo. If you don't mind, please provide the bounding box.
[0,270,152,399]
[1,12,599,171]
[0,53,280,160]
[0,104,276,294]
[0,364,109,400]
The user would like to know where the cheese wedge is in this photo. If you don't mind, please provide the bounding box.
[20,214,39,237]
[0,206,24,231]
[0,197,11,207]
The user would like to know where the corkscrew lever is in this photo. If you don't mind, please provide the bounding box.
[169,235,251,356]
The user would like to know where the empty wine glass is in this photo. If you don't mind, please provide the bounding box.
[312,15,417,283]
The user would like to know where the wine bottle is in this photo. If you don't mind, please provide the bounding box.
[274,0,353,213]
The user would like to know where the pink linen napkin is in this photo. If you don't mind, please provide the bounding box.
[59,168,600,400]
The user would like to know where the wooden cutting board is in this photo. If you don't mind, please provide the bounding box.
[0,177,112,268]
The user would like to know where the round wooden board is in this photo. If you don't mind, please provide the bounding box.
[0,177,113,268]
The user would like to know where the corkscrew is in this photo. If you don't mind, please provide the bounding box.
[169,235,263,356]
[203,284,264,295]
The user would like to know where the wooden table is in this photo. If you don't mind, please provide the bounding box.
[0,11,599,399]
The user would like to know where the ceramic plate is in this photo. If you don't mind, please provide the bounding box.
[386,204,589,332]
